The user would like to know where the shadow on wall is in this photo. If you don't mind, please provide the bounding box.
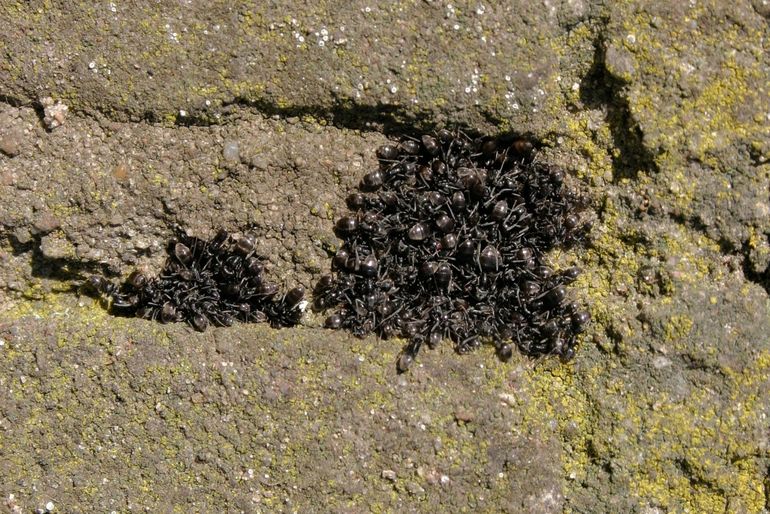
[579,38,660,182]
[5,232,144,294]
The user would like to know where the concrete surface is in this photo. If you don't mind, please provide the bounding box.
[1,0,769,512]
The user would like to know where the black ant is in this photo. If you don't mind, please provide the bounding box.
[317,129,591,372]
[80,228,306,331]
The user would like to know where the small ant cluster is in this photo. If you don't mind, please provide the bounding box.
[83,228,305,330]
[314,129,591,372]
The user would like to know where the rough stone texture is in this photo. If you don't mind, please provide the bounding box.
[1,1,769,512]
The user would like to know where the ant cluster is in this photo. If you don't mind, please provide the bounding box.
[83,228,305,330]
[314,129,590,372]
